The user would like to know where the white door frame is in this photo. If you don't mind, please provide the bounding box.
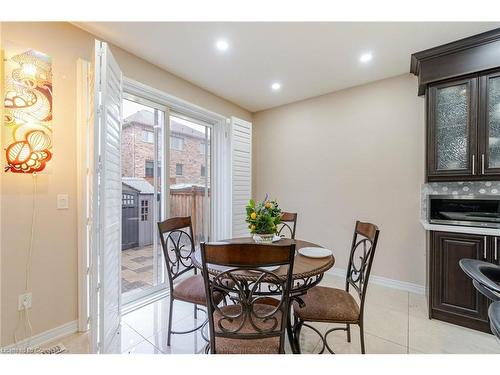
[76,58,92,334]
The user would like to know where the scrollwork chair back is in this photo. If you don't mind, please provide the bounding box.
[277,212,297,239]
[200,242,296,354]
[345,221,380,317]
[158,216,196,291]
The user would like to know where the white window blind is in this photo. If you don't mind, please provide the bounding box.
[231,117,252,237]
[93,40,123,354]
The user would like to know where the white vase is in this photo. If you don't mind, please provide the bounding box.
[253,233,274,244]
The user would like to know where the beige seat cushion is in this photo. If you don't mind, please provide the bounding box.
[293,286,360,323]
[172,274,219,305]
[212,304,282,354]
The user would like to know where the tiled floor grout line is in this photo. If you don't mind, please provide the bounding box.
[362,330,407,350]
[121,322,161,353]
[143,336,166,353]
[123,321,149,340]
[124,308,209,354]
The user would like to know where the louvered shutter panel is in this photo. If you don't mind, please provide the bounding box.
[94,41,122,353]
[231,117,252,237]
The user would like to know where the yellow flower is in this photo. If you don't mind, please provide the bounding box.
[250,212,257,220]
[251,224,256,231]
[265,202,272,209]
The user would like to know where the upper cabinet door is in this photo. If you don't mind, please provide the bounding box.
[479,71,500,176]
[427,78,478,179]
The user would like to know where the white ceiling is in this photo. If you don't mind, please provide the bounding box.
[76,22,500,112]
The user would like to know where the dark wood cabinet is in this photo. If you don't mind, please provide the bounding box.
[427,77,478,179]
[478,71,500,176]
[411,28,500,182]
[430,231,491,332]
[427,71,500,182]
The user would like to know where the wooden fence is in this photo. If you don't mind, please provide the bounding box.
[169,185,210,243]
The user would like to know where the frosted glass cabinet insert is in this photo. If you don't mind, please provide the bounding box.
[427,71,500,181]
[481,71,500,175]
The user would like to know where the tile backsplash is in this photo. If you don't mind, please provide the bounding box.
[421,181,500,221]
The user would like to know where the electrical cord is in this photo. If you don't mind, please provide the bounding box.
[13,173,37,346]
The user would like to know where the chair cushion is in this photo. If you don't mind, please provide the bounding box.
[172,275,220,305]
[293,286,360,323]
[212,304,282,354]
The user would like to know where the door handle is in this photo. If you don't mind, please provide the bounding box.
[481,154,485,175]
[484,236,488,260]
[472,154,476,175]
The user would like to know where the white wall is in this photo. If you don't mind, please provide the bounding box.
[253,74,426,286]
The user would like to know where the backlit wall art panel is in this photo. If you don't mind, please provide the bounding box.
[3,44,52,174]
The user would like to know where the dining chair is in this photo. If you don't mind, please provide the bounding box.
[292,221,380,354]
[200,242,296,354]
[277,211,297,239]
[158,216,217,346]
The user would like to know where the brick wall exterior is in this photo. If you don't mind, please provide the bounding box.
[121,121,210,186]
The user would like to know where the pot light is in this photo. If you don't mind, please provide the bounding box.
[360,52,373,63]
[271,82,281,91]
[215,39,229,51]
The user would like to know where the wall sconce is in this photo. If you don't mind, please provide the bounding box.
[3,45,52,174]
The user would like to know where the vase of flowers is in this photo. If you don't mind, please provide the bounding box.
[246,195,282,244]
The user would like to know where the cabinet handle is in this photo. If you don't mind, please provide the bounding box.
[481,154,485,175]
[495,237,498,262]
[484,236,487,260]
[472,155,476,175]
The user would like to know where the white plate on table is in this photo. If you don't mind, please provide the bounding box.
[249,265,280,273]
[260,265,280,272]
[298,247,332,258]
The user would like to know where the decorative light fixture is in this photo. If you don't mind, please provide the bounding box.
[3,46,52,174]
[271,82,281,91]
[215,39,229,51]
[359,52,373,63]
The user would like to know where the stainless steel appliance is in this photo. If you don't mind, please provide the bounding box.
[429,195,500,229]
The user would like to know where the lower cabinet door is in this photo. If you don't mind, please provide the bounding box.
[430,231,490,332]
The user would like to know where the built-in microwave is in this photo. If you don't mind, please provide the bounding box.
[429,195,500,229]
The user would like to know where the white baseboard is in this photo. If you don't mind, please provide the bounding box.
[2,320,78,350]
[326,268,426,295]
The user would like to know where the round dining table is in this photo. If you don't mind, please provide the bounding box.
[191,237,335,354]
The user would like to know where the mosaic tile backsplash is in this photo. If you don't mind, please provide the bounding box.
[421,181,500,221]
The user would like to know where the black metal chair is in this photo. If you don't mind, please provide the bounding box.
[489,302,500,342]
[459,258,500,342]
[292,221,380,354]
[277,212,297,239]
[158,216,215,346]
[200,242,296,354]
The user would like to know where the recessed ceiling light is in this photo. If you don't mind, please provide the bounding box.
[271,82,281,91]
[359,52,373,63]
[215,39,229,51]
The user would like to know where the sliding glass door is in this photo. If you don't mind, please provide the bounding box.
[121,95,166,304]
[168,114,212,248]
[120,95,213,304]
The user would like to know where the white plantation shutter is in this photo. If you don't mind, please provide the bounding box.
[93,41,123,353]
[231,117,252,237]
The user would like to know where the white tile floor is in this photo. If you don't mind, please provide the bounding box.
[49,274,500,354]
